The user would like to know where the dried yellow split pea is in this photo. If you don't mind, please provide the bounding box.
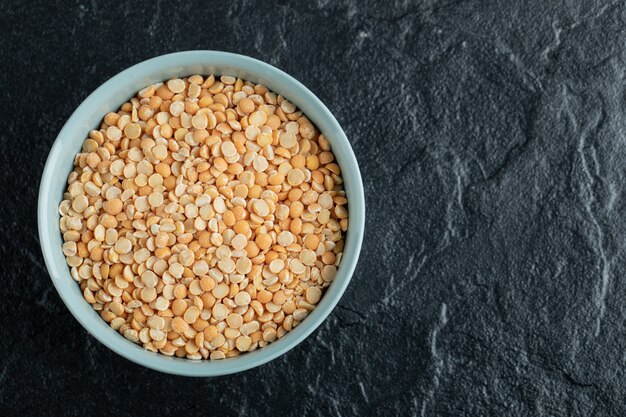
[58,74,348,360]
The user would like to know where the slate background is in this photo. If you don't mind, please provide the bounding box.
[2,0,626,415]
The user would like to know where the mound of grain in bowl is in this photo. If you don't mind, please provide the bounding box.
[58,75,348,360]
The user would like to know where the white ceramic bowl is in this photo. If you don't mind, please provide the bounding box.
[38,51,365,376]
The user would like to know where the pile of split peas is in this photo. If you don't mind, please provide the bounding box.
[58,75,348,360]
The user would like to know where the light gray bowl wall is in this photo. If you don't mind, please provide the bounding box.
[38,51,365,376]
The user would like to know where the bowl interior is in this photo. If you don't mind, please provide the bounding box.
[38,51,364,376]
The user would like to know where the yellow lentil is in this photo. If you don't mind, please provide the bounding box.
[59,74,348,361]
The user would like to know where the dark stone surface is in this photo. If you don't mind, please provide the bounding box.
[1,0,626,415]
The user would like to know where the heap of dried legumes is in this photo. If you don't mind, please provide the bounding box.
[58,75,348,360]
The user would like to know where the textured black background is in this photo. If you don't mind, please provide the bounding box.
[2,0,626,415]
